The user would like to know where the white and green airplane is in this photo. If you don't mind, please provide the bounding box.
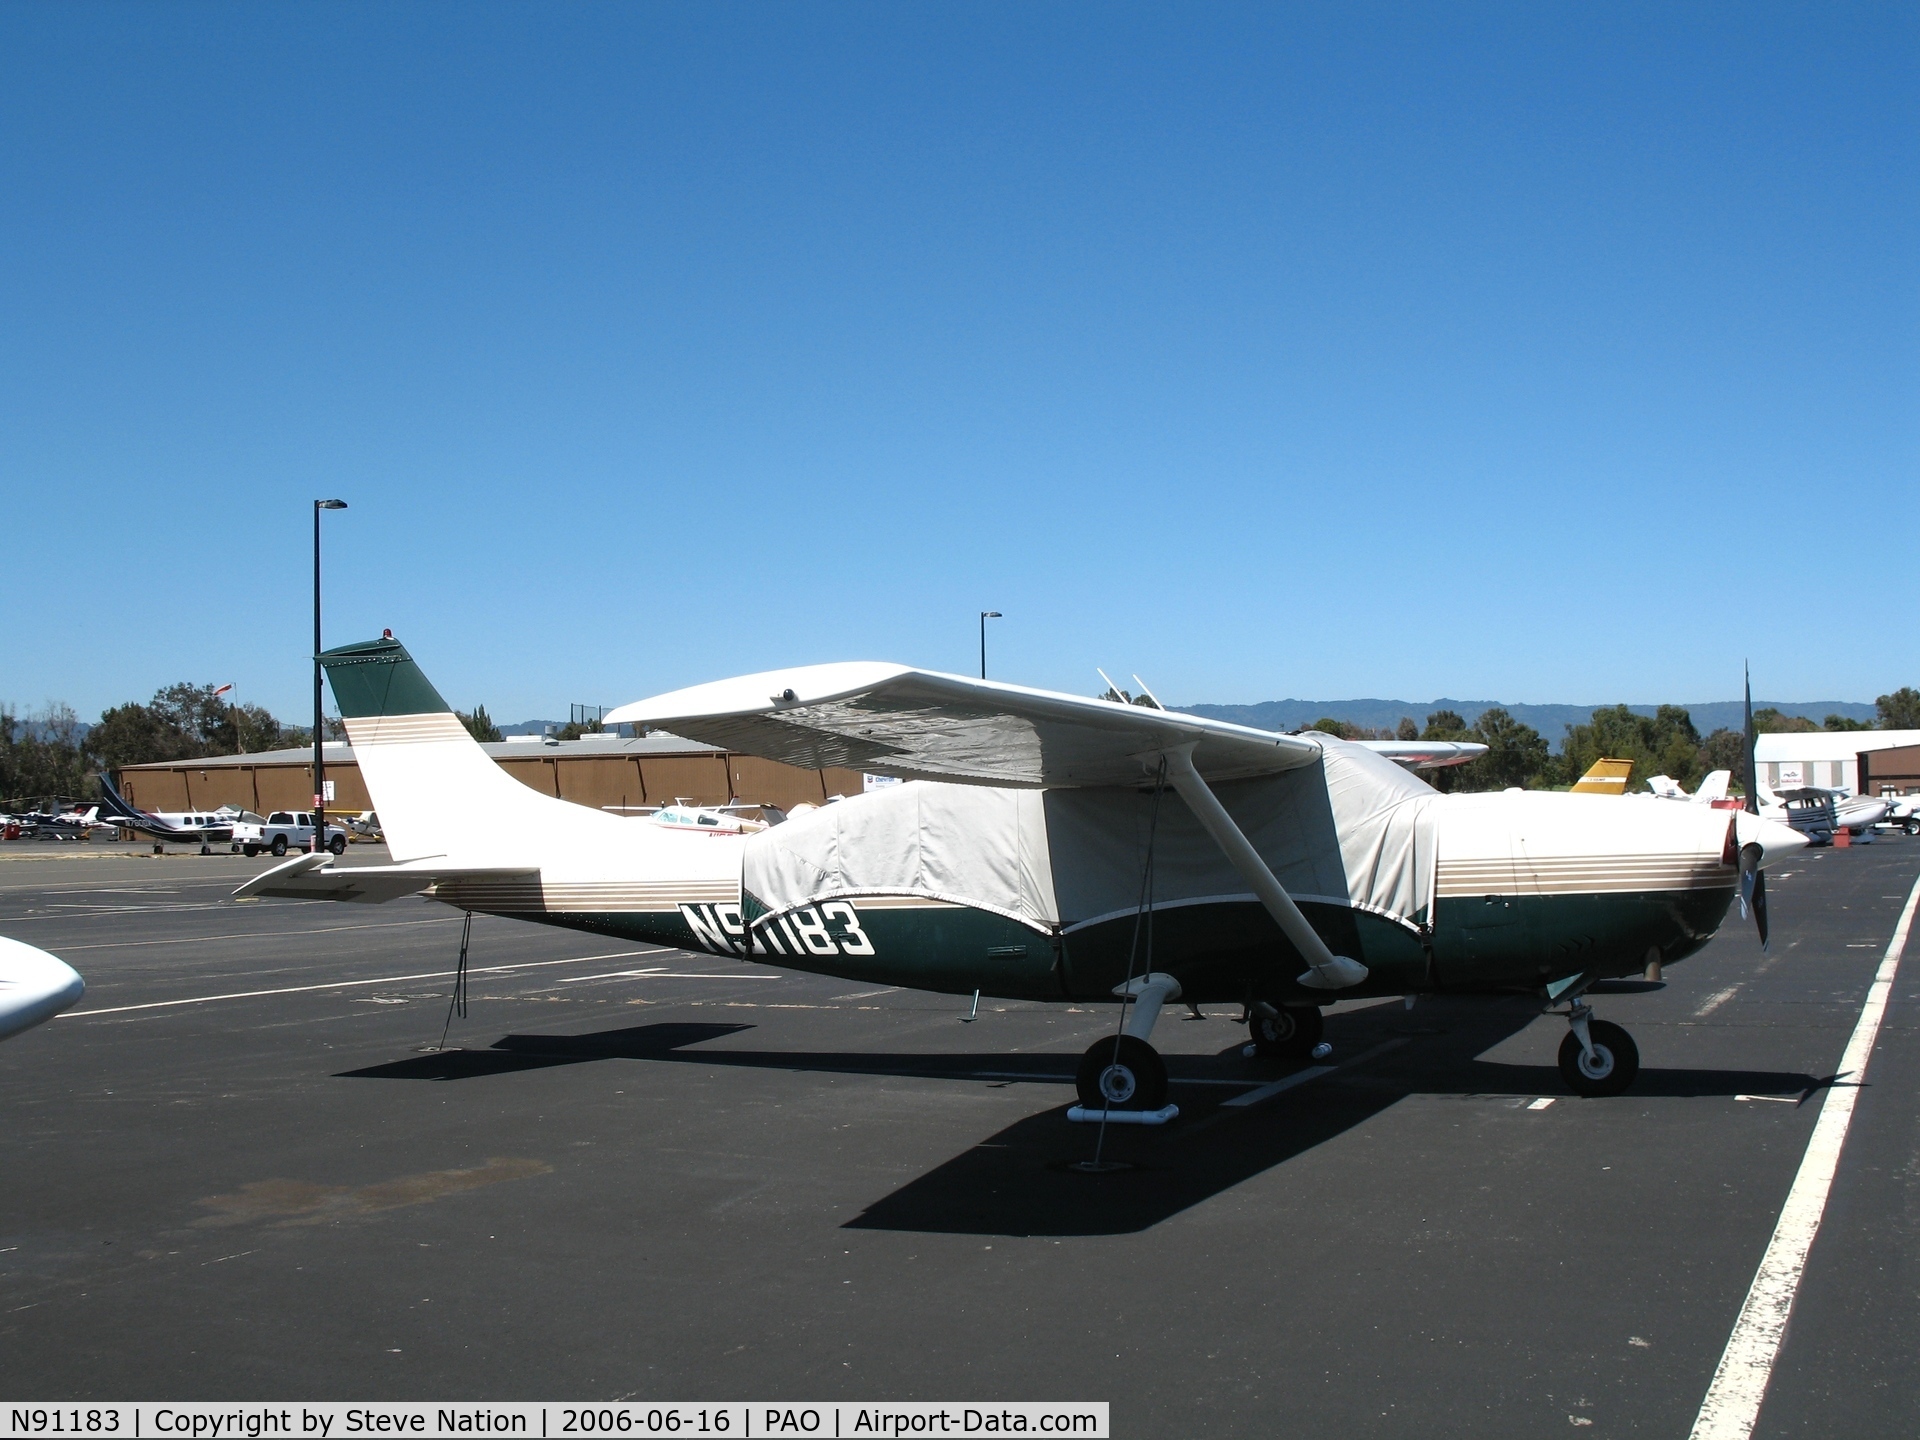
[238,636,1805,1113]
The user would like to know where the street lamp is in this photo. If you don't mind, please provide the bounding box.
[979,611,1002,680]
[313,499,348,853]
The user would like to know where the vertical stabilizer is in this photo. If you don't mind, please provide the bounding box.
[1571,758,1636,796]
[322,636,626,862]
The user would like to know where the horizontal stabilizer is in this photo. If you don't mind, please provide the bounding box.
[232,853,539,905]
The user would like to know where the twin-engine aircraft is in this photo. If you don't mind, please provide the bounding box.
[238,637,1805,1112]
[95,778,243,846]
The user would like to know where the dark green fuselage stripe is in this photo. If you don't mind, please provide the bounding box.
[473,885,1738,1004]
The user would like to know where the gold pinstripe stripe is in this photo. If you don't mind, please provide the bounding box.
[344,713,472,746]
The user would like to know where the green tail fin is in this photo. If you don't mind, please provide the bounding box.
[320,637,453,719]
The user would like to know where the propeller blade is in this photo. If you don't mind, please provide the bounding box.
[1743,663,1760,815]
[1738,841,1770,951]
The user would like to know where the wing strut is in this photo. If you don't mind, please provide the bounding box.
[1161,747,1369,991]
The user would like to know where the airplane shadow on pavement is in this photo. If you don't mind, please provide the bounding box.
[337,998,1817,1236]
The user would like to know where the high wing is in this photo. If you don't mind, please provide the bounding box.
[605,663,1322,788]
[232,852,538,905]
[1354,740,1486,771]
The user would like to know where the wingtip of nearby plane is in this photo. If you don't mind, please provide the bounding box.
[0,934,87,1041]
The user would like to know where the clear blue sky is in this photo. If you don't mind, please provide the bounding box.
[3,3,1913,725]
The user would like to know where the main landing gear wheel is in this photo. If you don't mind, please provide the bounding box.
[1076,1035,1168,1112]
[1558,1019,1639,1097]
[1249,1004,1323,1061]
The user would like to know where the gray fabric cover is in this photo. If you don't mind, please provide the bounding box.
[743,784,1059,930]
[742,738,1439,936]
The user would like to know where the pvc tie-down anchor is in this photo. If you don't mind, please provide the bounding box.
[1067,1104,1180,1126]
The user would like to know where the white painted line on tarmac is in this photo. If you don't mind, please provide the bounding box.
[1221,1036,1410,1108]
[59,950,665,1016]
[52,915,463,951]
[1694,985,1741,1018]
[1527,1097,1556,1110]
[1689,869,1920,1440]
[1221,1064,1336,1107]
[556,969,776,982]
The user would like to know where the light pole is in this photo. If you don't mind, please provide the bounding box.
[979,611,1002,680]
[313,499,348,853]
[214,683,238,755]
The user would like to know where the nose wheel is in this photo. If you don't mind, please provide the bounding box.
[1557,1005,1639,1097]
[1247,1003,1324,1061]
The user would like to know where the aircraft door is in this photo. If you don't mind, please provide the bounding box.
[1434,825,1534,988]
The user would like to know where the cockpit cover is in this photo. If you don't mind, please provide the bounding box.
[742,739,1440,936]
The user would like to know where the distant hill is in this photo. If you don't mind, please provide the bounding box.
[1177,699,1879,750]
[12,716,92,741]
[498,719,566,736]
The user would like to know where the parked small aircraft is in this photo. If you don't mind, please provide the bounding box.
[95,778,239,846]
[1885,795,1920,836]
[236,637,1807,1109]
[600,802,787,835]
[0,935,85,1041]
[1645,770,1738,806]
[1,803,116,839]
[1755,784,1889,844]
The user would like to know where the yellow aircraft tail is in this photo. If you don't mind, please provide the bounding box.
[1571,758,1635,795]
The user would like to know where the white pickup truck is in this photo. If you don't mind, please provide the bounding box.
[235,811,348,857]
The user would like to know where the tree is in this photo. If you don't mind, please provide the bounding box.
[86,701,197,771]
[1877,687,1920,730]
[459,706,503,743]
[1563,705,1703,793]
[86,683,304,773]
[231,703,287,753]
[1422,710,1470,739]
[1395,717,1418,741]
[1823,714,1871,732]
[1751,707,1818,734]
[1309,716,1355,739]
[0,704,91,807]
[1700,728,1748,790]
[1466,707,1553,791]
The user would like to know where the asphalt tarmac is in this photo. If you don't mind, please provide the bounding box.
[2,838,1915,1437]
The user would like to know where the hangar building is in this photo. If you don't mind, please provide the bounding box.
[114,732,867,817]
[1753,730,1920,795]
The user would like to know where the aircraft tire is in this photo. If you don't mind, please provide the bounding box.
[270,836,288,857]
[1076,1035,1168,1111]
[1558,1021,1638,1098]
[1250,1004,1324,1061]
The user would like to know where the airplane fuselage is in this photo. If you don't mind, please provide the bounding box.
[425,788,1744,1007]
